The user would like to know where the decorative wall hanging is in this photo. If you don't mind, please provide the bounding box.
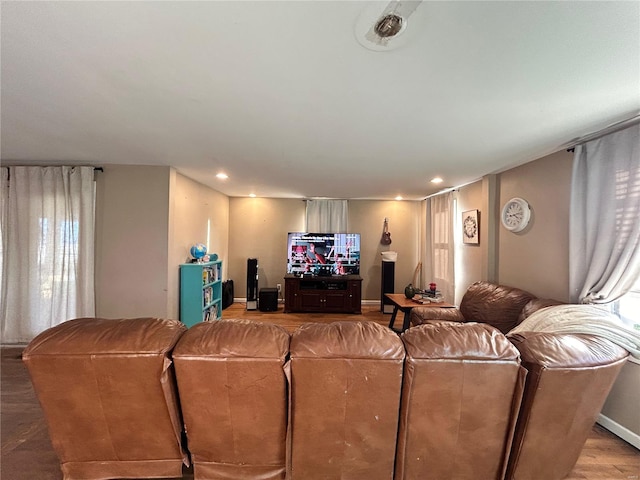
[380,217,392,245]
[462,209,480,244]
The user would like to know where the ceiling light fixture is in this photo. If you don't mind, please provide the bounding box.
[431,177,443,184]
[395,195,403,201]
[216,173,228,180]
[374,13,404,38]
[355,1,423,52]
[249,193,256,198]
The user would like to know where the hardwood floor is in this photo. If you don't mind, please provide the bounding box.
[2,302,638,480]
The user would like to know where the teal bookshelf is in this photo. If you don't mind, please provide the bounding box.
[179,260,222,328]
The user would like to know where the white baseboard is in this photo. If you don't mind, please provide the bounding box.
[362,299,381,306]
[597,414,640,449]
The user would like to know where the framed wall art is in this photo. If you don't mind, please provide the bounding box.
[462,209,479,245]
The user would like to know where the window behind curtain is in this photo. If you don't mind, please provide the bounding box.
[570,124,640,303]
[0,166,96,343]
[305,199,348,232]
[425,192,455,303]
[613,280,640,332]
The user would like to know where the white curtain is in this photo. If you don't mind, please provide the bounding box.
[425,192,455,303]
[305,199,348,232]
[569,124,640,304]
[0,166,96,343]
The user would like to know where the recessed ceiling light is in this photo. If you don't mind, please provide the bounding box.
[431,177,443,184]
[216,172,228,180]
[395,195,403,201]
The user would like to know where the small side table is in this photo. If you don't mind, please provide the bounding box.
[384,293,454,333]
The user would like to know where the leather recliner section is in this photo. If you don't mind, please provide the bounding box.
[395,322,526,480]
[506,331,629,480]
[22,317,188,480]
[288,321,405,480]
[172,319,290,480]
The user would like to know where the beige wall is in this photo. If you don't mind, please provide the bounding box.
[93,151,573,312]
[227,198,421,302]
[454,150,573,303]
[168,172,230,319]
[95,165,171,318]
[497,150,573,301]
[348,200,421,301]
[228,198,305,298]
[455,181,484,303]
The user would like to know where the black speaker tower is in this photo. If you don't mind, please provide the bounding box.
[381,260,395,313]
[246,258,259,310]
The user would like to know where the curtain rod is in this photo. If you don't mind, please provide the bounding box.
[564,114,640,152]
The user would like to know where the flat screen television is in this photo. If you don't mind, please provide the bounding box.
[287,232,361,276]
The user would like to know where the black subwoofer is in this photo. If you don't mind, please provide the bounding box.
[259,288,278,312]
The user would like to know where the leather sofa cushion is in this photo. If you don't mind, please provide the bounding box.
[396,322,525,480]
[517,297,564,325]
[23,316,186,355]
[506,332,628,480]
[290,320,405,359]
[22,317,188,480]
[173,317,290,359]
[508,332,629,368]
[289,321,404,480]
[460,281,536,333]
[173,319,290,480]
[402,321,521,361]
[410,306,465,326]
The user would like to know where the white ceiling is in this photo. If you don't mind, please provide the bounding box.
[2,1,639,200]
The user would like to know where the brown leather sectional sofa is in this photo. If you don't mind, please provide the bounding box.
[410,280,562,334]
[23,300,629,480]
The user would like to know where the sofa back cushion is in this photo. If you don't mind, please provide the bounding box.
[289,321,405,480]
[506,332,628,480]
[395,322,525,480]
[460,281,536,333]
[22,317,188,480]
[517,297,564,325]
[173,319,290,480]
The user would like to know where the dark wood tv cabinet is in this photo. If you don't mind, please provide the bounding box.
[284,274,362,314]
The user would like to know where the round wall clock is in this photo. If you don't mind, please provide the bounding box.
[501,197,531,232]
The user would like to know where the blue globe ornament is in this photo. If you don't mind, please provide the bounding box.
[190,243,207,261]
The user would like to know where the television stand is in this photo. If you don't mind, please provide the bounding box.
[284,274,362,313]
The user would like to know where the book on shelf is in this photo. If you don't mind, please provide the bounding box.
[202,303,219,322]
[203,286,213,307]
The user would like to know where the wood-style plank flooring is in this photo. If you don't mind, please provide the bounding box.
[2,302,638,480]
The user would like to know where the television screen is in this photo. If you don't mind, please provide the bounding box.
[287,232,361,276]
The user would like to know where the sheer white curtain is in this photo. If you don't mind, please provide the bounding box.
[570,124,640,304]
[305,199,348,232]
[0,166,96,343]
[425,192,455,303]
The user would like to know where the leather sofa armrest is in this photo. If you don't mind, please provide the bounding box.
[410,307,465,327]
[516,298,564,325]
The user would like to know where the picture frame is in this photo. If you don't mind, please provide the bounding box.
[462,209,480,244]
